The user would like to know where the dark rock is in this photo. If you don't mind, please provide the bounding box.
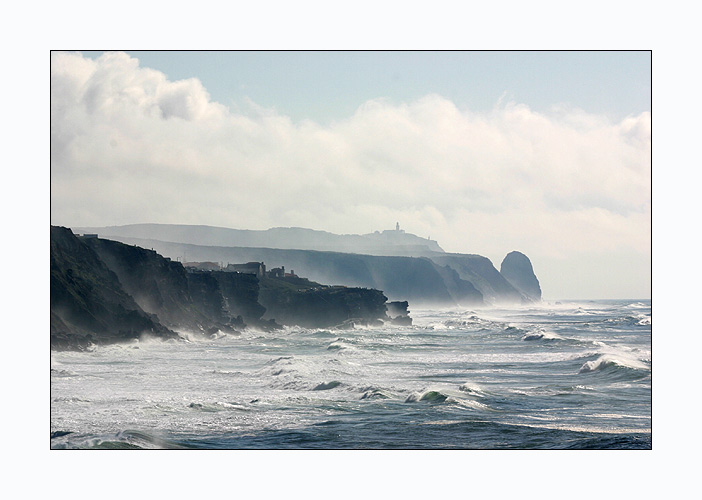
[51,226,425,344]
[50,226,178,349]
[386,301,413,325]
[84,237,259,334]
[386,301,409,318]
[259,281,389,329]
[209,271,266,325]
[84,237,217,333]
[86,236,482,307]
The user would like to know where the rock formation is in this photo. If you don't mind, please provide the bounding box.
[51,227,409,349]
[74,224,543,306]
[499,251,542,302]
[50,226,177,349]
[259,281,389,328]
[89,236,488,307]
[429,253,523,304]
[386,301,412,325]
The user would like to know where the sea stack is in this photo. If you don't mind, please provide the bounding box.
[500,251,542,302]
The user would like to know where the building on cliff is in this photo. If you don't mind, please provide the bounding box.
[184,261,221,271]
[267,266,285,278]
[225,262,266,278]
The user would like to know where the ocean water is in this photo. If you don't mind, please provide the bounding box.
[50,299,651,449]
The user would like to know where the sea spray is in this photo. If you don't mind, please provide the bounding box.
[52,299,651,449]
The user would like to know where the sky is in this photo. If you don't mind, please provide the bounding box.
[50,50,651,299]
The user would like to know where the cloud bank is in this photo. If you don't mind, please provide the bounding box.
[50,51,651,298]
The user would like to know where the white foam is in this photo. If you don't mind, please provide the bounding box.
[51,300,651,448]
[458,382,485,396]
[522,329,562,341]
[579,354,650,373]
[636,315,651,325]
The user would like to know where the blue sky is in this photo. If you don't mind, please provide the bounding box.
[83,50,651,124]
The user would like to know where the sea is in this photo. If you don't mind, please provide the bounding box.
[50,299,651,450]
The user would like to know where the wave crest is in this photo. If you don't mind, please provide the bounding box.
[312,381,342,391]
[522,329,562,341]
[458,382,486,396]
[579,354,650,374]
[405,390,448,403]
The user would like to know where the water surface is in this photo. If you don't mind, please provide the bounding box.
[50,299,651,449]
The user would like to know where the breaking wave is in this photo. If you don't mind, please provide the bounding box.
[188,401,250,412]
[405,388,492,412]
[579,354,650,374]
[51,299,651,449]
[51,430,190,449]
[359,387,391,400]
[636,315,651,326]
[327,338,355,351]
[405,390,449,403]
[458,382,487,397]
[312,381,342,391]
[521,329,562,341]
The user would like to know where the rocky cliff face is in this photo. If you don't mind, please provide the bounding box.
[84,237,219,333]
[500,251,542,302]
[50,226,177,349]
[208,271,267,326]
[73,225,545,306]
[428,253,523,304]
[51,227,406,348]
[430,262,484,305]
[258,279,389,328]
[386,301,412,325]
[183,271,244,333]
[85,237,276,333]
[98,237,487,306]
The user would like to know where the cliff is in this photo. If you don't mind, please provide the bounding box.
[91,237,487,307]
[258,277,389,328]
[76,223,444,257]
[207,271,267,326]
[51,227,406,348]
[75,224,544,306]
[83,237,219,333]
[50,226,177,349]
[427,253,524,304]
[500,251,542,302]
[386,301,412,325]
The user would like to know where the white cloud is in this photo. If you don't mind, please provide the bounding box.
[50,51,651,298]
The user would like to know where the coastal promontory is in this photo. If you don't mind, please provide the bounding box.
[50,226,414,349]
[499,251,542,302]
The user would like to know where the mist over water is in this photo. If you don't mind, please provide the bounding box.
[51,300,651,449]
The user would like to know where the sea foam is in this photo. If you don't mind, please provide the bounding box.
[579,354,650,374]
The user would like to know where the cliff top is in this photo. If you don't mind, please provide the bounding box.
[74,223,444,257]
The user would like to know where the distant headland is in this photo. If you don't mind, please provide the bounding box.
[52,223,541,350]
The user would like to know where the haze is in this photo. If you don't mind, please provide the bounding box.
[50,51,651,300]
